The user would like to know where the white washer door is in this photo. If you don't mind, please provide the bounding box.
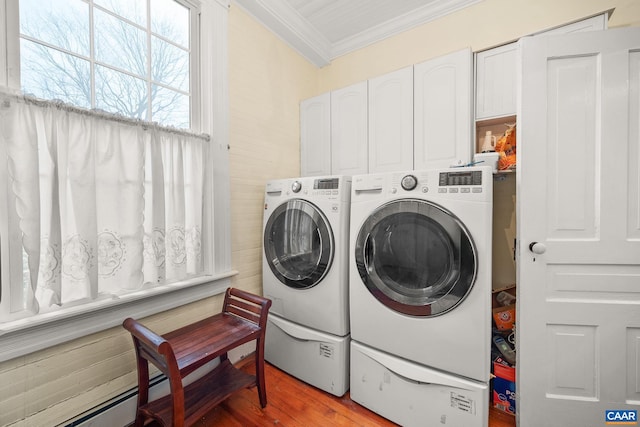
[264,199,334,289]
[354,198,476,316]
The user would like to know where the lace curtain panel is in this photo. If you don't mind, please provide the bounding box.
[0,95,210,315]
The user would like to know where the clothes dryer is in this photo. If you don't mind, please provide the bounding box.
[348,167,492,425]
[262,175,351,396]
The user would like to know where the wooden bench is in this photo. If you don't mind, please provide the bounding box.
[123,288,272,427]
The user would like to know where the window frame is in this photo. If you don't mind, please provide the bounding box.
[0,0,233,362]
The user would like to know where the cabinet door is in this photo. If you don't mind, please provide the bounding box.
[414,48,472,170]
[300,93,331,177]
[368,66,413,173]
[475,42,518,120]
[475,14,608,121]
[331,82,368,175]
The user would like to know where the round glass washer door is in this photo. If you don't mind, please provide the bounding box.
[355,199,477,317]
[264,199,334,289]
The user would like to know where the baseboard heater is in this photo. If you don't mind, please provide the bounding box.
[61,359,223,427]
[62,373,167,427]
[60,346,255,427]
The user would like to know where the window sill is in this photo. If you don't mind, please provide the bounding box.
[0,270,237,362]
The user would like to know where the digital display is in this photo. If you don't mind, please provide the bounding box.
[439,170,482,186]
[314,178,339,190]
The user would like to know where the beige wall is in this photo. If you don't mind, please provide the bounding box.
[228,6,318,297]
[1,1,639,425]
[318,0,640,92]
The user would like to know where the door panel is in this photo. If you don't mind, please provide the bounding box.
[629,51,640,240]
[545,324,597,400]
[518,27,640,427]
[547,264,640,298]
[626,328,640,402]
[546,54,598,237]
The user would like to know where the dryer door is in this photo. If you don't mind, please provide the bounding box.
[355,199,476,317]
[264,200,334,289]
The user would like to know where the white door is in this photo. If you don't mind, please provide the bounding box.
[518,28,640,427]
[368,66,413,173]
[414,47,472,169]
[300,92,331,177]
[331,81,368,175]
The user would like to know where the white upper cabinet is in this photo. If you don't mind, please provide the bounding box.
[300,92,331,177]
[330,81,368,176]
[414,48,473,169]
[368,66,414,173]
[475,43,518,120]
[475,14,608,121]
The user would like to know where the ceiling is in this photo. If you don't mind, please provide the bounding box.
[233,0,483,67]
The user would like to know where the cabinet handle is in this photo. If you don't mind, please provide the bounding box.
[529,242,546,254]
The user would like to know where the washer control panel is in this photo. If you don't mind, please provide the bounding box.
[314,178,340,190]
[311,177,341,196]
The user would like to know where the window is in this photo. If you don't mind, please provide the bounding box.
[19,0,193,128]
[0,0,232,362]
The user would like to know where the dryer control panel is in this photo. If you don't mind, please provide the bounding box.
[352,167,492,203]
[438,170,483,186]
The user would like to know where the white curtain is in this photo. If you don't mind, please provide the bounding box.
[1,95,208,313]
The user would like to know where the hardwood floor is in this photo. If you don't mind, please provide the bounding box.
[182,360,517,427]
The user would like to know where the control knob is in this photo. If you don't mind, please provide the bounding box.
[401,175,418,191]
[291,181,302,193]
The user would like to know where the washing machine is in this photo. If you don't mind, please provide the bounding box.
[348,166,492,425]
[262,175,351,396]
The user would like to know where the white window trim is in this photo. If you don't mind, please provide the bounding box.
[0,0,233,362]
[0,273,235,361]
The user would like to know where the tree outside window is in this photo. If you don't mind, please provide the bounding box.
[19,0,191,128]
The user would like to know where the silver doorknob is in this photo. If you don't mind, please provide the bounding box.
[529,242,546,254]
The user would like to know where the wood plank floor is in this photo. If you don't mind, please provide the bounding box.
[182,360,517,427]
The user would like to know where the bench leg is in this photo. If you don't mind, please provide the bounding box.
[133,413,146,427]
[255,338,267,408]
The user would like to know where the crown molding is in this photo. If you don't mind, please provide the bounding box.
[331,0,482,59]
[234,0,333,67]
[233,0,482,67]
